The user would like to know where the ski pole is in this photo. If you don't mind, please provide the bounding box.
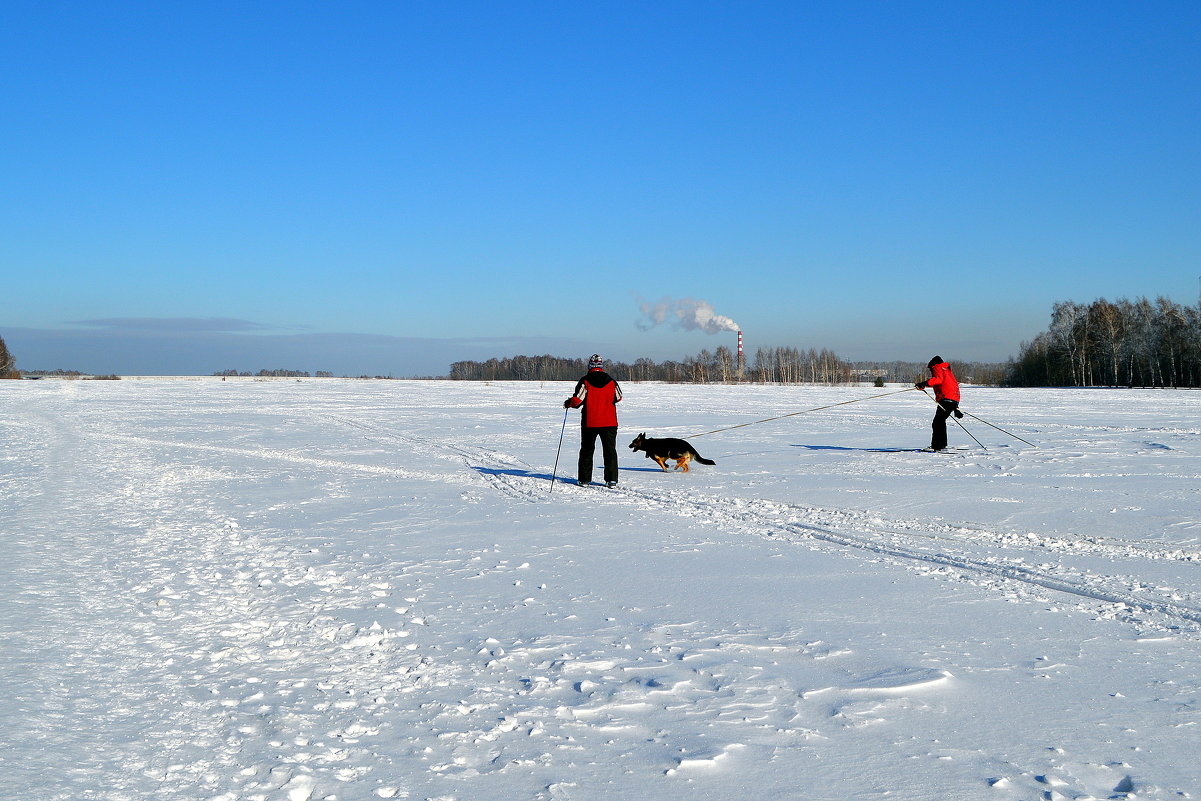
[688,387,918,438]
[919,388,987,450]
[958,409,1038,448]
[549,406,570,492]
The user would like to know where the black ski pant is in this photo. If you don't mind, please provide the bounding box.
[578,426,619,484]
[931,399,960,450]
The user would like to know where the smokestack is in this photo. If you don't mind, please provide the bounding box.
[737,330,745,378]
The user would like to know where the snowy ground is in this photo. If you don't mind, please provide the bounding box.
[2,378,1198,801]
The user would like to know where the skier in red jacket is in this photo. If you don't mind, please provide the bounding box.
[915,356,963,451]
[564,354,623,486]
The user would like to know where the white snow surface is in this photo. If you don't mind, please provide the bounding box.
[2,378,1199,801]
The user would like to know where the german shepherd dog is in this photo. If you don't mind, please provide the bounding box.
[628,432,716,473]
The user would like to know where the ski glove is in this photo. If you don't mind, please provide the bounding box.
[563,399,573,409]
[915,381,928,389]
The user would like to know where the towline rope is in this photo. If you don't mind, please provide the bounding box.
[687,387,918,438]
[961,409,1038,447]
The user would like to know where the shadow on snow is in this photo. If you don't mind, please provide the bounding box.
[792,444,916,453]
[471,465,666,484]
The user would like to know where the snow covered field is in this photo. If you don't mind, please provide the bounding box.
[2,378,1199,801]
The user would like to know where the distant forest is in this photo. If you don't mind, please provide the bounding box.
[449,348,1006,385]
[1003,297,1201,387]
[214,369,335,378]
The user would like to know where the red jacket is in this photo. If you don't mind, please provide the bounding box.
[926,361,961,402]
[567,369,622,427]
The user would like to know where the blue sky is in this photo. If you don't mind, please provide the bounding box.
[3,1,1199,376]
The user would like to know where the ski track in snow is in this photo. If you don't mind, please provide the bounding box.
[621,485,1201,630]
[323,410,1201,634]
[5,407,435,800]
[3,381,1199,801]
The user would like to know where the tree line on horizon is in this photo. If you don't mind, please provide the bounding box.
[16,293,1198,387]
[1003,296,1201,387]
[214,369,335,378]
[449,347,851,384]
[449,347,1006,385]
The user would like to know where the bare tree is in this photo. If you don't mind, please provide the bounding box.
[714,345,734,384]
[1006,295,1201,387]
[0,334,17,378]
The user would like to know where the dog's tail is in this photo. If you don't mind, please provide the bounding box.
[690,450,716,466]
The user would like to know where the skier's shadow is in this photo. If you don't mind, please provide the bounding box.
[793,444,912,453]
[472,465,663,484]
[473,466,553,482]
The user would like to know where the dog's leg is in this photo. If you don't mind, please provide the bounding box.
[677,453,691,472]
[653,455,669,471]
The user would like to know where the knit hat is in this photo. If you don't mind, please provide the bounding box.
[588,354,604,369]
[928,356,944,368]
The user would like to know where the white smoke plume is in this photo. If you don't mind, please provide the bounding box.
[636,296,740,334]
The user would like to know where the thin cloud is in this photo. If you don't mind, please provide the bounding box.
[3,325,605,377]
[70,317,274,333]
